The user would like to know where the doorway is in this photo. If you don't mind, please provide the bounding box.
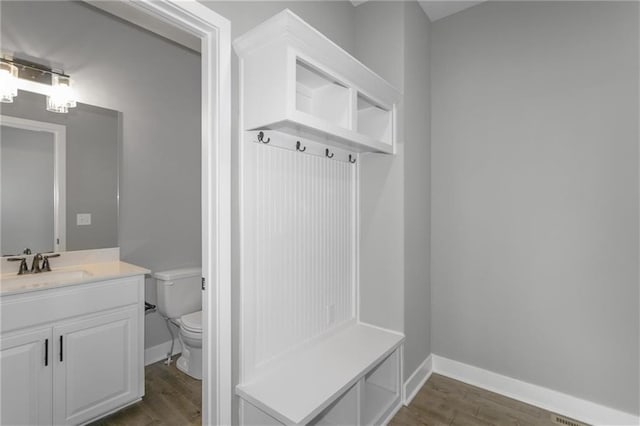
[88,2,232,424]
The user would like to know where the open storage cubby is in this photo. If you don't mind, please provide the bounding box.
[308,384,359,426]
[296,60,351,129]
[362,350,400,425]
[357,94,393,146]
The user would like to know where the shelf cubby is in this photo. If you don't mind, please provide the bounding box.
[362,350,400,425]
[296,60,351,130]
[308,384,358,426]
[357,94,393,146]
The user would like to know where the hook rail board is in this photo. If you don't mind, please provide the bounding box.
[253,131,358,164]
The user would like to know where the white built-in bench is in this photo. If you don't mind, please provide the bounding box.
[237,323,404,425]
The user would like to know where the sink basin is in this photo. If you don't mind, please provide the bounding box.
[1,269,92,289]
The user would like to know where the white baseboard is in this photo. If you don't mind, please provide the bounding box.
[432,355,639,426]
[144,339,182,366]
[403,354,433,405]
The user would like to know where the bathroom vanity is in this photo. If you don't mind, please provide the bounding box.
[0,250,148,425]
[0,79,141,425]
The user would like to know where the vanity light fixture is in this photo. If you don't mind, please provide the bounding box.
[0,60,19,103]
[46,74,77,113]
[0,56,77,113]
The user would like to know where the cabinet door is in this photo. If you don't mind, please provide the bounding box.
[0,327,53,425]
[53,306,139,425]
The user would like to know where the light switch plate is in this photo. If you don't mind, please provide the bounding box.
[77,213,91,226]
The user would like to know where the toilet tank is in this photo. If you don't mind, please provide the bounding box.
[154,267,202,319]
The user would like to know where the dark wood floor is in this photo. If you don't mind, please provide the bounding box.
[90,357,201,426]
[93,362,580,426]
[390,374,583,426]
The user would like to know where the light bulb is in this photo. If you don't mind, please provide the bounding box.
[0,61,19,103]
[46,74,77,113]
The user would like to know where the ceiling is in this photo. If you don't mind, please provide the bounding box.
[352,1,486,22]
[418,1,486,21]
[87,0,487,54]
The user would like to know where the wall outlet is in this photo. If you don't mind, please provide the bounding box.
[326,304,336,325]
[77,213,92,226]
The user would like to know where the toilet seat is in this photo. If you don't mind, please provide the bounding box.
[180,310,202,333]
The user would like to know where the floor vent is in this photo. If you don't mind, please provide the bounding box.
[551,414,588,426]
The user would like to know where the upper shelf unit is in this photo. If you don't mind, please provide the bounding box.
[234,10,401,154]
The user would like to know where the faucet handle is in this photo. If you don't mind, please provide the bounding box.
[42,253,60,272]
[7,257,29,275]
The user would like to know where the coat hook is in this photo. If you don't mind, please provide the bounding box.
[296,141,306,152]
[257,131,270,144]
[325,148,334,159]
[349,154,356,164]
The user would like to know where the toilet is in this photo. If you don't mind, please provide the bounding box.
[153,267,202,380]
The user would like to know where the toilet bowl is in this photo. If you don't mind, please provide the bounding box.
[177,310,202,379]
[153,267,203,380]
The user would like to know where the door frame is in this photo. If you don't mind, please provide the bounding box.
[120,1,231,424]
[1,115,67,253]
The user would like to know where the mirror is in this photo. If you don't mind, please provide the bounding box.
[1,90,120,256]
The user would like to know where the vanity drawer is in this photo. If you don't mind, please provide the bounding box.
[0,276,143,333]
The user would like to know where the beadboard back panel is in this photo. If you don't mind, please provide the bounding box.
[240,131,357,381]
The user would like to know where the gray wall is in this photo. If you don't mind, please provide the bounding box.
[2,91,120,252]
[431,1,639,414]
[1,1,201,350]
[1,126,54,255]
[355,1,406,335]
[354,1,433,383]
[402,1,431,381]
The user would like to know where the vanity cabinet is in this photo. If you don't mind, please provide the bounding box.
[0,274,145,425]
[0,327,53,425]
[53,306,138,425]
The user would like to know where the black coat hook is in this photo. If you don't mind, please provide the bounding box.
[325,148,334,159]
[296,141,306,152]
[257,131,270,144]
[349,154,356,164]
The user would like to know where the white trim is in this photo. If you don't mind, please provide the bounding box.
[432,355,640,426]
[1,115,66,252]
[106,2,232,425]
[84,0,200,52]
[403,354,433,406]
[144,339,183,366]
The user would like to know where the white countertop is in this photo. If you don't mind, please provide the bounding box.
[0,261,150,296]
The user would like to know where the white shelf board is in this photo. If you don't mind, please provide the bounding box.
[236,323,404,425]
[254,115,393,154]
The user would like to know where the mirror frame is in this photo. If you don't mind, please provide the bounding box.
[1,114,67,252]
